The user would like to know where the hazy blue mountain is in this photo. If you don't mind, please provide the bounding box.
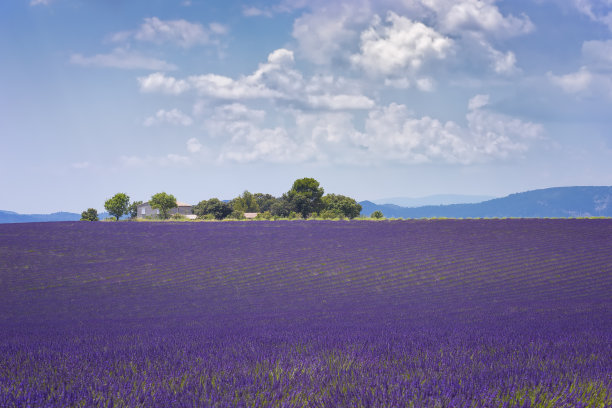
[360,186,612,218]
[0,210,114,224]
[372,194,496,207]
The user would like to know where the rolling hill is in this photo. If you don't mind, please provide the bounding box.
[360,186,612,218]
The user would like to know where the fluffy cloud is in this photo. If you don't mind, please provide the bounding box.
[70,48,177,71]
[112,17,228,48]
[243,6,274,17]
[30,0,51,5]
[548,65,612,98]
[547,38,612,97]
[203,104,310,163]
[143,109,193,127]
[138,73,190,95]
[120,154,192,167]
[290,1,529,80]
[292,3,371,65]
[353,95,543,164]
[219,126,303,163]
[351,12,453,77]
[570,0,612,31]
[548,67,593,94]
[480,41,518,74]
[426,0,534,37]
[207,94,543,165]
[186,138,202,153]
[468,94,490,110]
[142,49,374,110]
[582,39,612,68]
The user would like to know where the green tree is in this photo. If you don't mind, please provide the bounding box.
[80,208,99,221]
[150,192,177,220]
[269,195,293,217]
[371,210,384,219]
[228,209,245,220]
[253,193,277,212]
[127,200,143,219]
[286,177,324,218]
[193,198,232,220]
[322,194,362,219]
[231,191,260,213]
[104,193,130,221]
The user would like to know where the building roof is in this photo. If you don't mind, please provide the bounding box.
[138,201,192,207]
[244,213,259,219]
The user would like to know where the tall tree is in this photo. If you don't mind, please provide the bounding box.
[104,193,130,221]
[286,178,324,218]
[127,200,143,219]
[322,194,362,219]
[231,191,260,213]
[193,198,232,220]
[269,195,293,217]
[80,208,99,221]
[253,193,277,212]
[150,192,177,220]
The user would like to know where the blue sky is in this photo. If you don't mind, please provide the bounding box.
[2,0,612,213]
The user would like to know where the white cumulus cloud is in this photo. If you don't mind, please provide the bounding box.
[548,66,593,94]
[570,0,612,31]
[429,0,534,37]
[207,95,543,165]
[468,94,490,110]
[144,49,374,110]
[582,39,612,68]
[70,48,177,71]
[138,73,191,95]
[351,12,453,77]
[355,97,543,164]
[112,17,228,48]
[143,109,193,127]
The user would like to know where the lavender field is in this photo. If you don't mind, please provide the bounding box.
[0,220,611,407]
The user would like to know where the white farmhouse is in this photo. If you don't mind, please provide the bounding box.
[136,201,194,219]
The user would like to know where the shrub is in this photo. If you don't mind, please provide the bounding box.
[80,208,99,221]
[371,210,384,219]
[256,211,273,220]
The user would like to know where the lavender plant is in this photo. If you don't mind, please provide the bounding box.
[0,220,610,407]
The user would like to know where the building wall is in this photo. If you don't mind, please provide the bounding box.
[137,203,192,218]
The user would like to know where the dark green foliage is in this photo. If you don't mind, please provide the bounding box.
[322,194,362,219]
[80,208,98,221]
[127,201,143,219]
[371,210,384,219]
[269,195,293,217]
[286,178,324,218]
[193,198,232,220]
[255,211,273,220]
[229,210,245,220]
[150,192,177,220]
[253,193,277,212]
[319,209,344,219]
[104,193,130,221]
[231,191,260,213]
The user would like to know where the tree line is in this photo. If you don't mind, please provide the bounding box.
[81,178,384,221]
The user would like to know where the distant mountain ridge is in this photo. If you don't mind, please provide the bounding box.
[0,210,113,224]
[372,194,496,207]
[360,186,612,218]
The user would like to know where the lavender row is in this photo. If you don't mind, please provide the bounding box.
[1,220,611,406]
